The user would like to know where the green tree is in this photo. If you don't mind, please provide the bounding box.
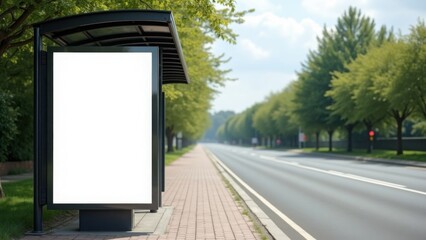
[0,47,34,161]
[203,111,235,141]
[224,111,251,144]
[328,49,389,153]
[217,114,238,143]
[0,91,19,162]
[327,25,394,152]
[331,41,415,155]
[376,21,426,154]
[396,20,426,118]
[253,93,281,147]
[293,69,324,150]
[237,104,259,144]
[216,123,227,142]
[392,21,426,141]
[159,1,249,152]
[369,42,415,154]
[272,82,299,147]
[331,7,381,151]
[216,103,259,144]
[295,6,380,151]
[0,91,19,199]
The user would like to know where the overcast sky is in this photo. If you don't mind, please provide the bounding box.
[210,0,426,114]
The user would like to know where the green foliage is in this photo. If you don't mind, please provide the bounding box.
[327,45,390,127]
[412,120,426,135]
[295,6,378,136]
[0,91,19,162]
[203,111,235,141]
[326,8,394,131]
[217,103,259,144]
[327,20,426,154]
[334,6,376,64]
[272,82,299,136]
[0,1,248,156]
[157,0,249,143]
[217,8,426,154]
[217,82,300,147]
[0,48,33,161]
[252,83,299,146]
[396,20,426,118]
[253,93,281,137]
[235,106,258,141]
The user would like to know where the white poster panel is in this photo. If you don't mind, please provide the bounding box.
[52,52,152,204]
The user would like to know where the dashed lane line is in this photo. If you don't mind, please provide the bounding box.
[259,155,426,196]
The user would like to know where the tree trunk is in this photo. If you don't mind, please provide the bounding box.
[327,130,334,152]
[391,109,410,156]
[346,124,354,152]
[315,131,320,151]
[0,181,4,198]
[182,137,192,148]
[396,118,403,155]
[166,126,175,153]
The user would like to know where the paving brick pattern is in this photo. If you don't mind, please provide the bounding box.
[161,145,259,240]
[21,145,260,240]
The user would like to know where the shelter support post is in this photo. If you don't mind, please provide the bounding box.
[32,27,44,234]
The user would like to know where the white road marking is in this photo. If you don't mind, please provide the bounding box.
[259,155,426,196]
[209,153,317,240]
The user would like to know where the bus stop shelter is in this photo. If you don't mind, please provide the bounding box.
[33,10,189,233]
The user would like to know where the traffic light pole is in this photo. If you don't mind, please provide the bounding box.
[368,130,374,154]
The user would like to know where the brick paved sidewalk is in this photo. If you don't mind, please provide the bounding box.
[161,145,260,240]
[21,145,260,240]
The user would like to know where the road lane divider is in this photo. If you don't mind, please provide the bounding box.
[205,149,316,240]
[259,155,426,196]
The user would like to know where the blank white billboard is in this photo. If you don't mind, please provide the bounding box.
[52,51,152,204]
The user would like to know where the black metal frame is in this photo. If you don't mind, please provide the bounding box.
[33,26,44,234]
[46,46,160,210]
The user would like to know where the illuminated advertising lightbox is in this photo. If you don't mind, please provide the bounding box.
[47,47,159,209]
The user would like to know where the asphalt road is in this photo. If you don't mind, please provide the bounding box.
[203,143,426,240]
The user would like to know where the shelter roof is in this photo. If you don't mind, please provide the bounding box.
[34,10,189,84]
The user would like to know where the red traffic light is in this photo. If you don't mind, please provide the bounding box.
[369,130,375,137]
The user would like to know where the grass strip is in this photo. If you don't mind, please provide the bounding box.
[221,173,270,240]
[0,179,75,240]
[165,145,195,165]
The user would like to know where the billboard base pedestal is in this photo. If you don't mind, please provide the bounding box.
[79,210,134,231]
